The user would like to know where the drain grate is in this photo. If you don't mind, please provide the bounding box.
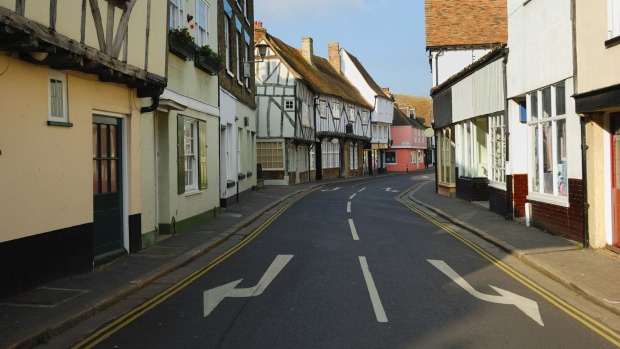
[3,287,88,308]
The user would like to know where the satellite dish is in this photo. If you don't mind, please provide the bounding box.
[424,128,435,137]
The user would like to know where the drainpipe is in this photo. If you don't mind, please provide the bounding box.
[581,116,590,247]
[502,49,513,220]
[140,96,160,113]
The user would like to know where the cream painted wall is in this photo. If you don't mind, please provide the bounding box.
[168,54,219,107]
[161,110,220,224]
[140,112,158,236]
[575,0,620,93]
[585,115,608,248]
[0,56,141,243]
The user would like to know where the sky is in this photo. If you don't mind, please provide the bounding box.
[254,0,432,97]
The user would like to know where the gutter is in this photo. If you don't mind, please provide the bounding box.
[140,96,160,113]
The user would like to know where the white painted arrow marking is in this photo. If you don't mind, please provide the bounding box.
[203,255,294,317]
[321,187,341,192]
[428,259,544,326]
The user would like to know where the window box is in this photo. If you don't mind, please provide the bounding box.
[238,172,247,180]
[195,46,223,75]
[169,28,196,60]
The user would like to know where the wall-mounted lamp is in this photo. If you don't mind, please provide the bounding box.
[242,42,269,78]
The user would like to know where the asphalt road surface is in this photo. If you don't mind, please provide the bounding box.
[59,175,620,348]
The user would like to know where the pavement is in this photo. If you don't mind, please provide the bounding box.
[1,169,619,348]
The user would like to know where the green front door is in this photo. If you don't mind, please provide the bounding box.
[93,116,125,260]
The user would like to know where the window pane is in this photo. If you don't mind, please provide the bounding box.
[92,124,99,158]
[542,87,551,118]
[542,122,553,194]
[556,119,568,196]
[110,159,118,193]
[532,125,540,192]
[100,125,108,158]
[93,160,100,194]
[555,81,566,116]
[530,93,538,120]
[101,159,109,193]
[109,125,117,158]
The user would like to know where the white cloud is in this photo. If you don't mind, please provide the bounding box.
[257,0,370,23]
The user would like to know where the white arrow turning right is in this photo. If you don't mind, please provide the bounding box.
[204,254,293,317]
[428,259,544,326]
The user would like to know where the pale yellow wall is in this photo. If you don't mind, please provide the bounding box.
[576,0,620,93]
[0,0,14,10]
[585,115,608,248]
[168,54,219,106]
[140,111,157,236]
[24,2,51,27]
[0,56,141,243]
[161,110,220,224]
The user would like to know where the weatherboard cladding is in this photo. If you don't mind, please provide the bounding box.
[344,50,392,100]
[425,0,507,48]
[255,30,371,109]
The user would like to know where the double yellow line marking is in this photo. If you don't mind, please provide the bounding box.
[72,190,312,349]
[396,183,620,347]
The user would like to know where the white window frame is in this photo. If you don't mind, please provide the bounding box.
[527,81,568,201]
[609,0,620,39]
[224,16,231,73]
[362,111,369,124]
[236,29,242,83]
[386,151,396,164]
[195,0,210,47]
[284,99,295,111]
[322,141,340,169]
[257,141,284,170]
[48,70,68,123]
[169,0,185,29]
[350,143,359,169]
[348,106,356,122]
[319,100,327,118]
[489,113,506,184]
[184,118,199,192]
[333,102,341,119]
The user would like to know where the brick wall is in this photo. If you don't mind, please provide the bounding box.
[288,172,296,185]
[263,170,284,180]
[425,0,507,47]
[456,177,489,201]
[529,178,584,243]
[299,171,309,183]
[489,185,507,217]
[322,168,340,180]
[511,174,528,217]
[218,0,256,109]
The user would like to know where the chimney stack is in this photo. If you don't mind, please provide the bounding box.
[302,37,313,65]
[328,42,341,72]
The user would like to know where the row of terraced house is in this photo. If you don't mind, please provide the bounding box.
[0,1,429,298]
[426,0,620,252]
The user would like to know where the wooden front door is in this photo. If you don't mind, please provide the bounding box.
[611,113,620,247]
[93,116,125,260]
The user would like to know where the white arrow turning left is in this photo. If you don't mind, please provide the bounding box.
[204,255,293,317]
[428,259,544,326]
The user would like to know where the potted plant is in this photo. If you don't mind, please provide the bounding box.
[195,45,223,75]
[168,27,196,60]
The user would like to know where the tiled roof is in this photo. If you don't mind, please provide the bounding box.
[392,95,432,126]
[425,0,507,48]
[343,50,392,100]
[255,29,372,109]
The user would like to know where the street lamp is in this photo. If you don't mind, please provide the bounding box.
[243,42,269,77]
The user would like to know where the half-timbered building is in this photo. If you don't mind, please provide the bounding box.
[334,43,394,175]
[254,23,371,184]
[0,1,167,297]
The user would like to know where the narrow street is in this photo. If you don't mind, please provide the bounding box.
[47,175,620,349]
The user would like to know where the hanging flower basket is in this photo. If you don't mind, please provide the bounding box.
[169,27,196,60]
[194,45,223,75]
